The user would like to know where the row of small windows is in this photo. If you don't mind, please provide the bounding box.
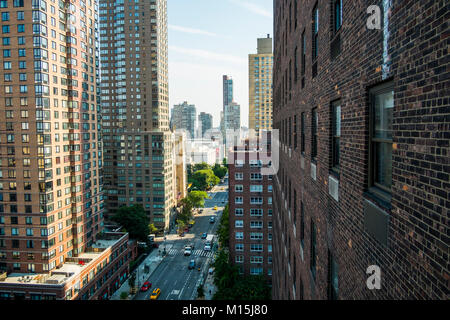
[279,82,393,201]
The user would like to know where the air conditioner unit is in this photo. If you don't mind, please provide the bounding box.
[311,163,317,181]
[329,175,339,202]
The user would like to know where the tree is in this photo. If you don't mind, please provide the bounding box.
[128,272,136,290]
[217,204,229,248]
[177,219,186,234]
[188,191,208,208]
[197,284,205,298]
[120,292,129,300]
[148,223,158,234]
[191,169,219,191]
[193,162,210,172]
[111,205,150,241]
[212,163,227,180]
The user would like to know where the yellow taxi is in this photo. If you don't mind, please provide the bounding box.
[150,288,161,300]
[213,206,218,211]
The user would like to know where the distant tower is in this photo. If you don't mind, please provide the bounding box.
[249,34,273,136]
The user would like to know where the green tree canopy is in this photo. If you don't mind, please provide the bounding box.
[188,190,208,208]
[111,205,150,241]
[191,169,219,191]
[212,163,228,180]
[217,204,229,248]
[193,162,210,171]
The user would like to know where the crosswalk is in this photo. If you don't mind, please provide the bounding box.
[167,248,215,258]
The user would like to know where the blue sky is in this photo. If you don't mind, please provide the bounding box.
[168,0,273,128]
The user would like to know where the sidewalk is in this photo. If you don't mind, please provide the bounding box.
[203,271,217,300]
[110,242,172,300]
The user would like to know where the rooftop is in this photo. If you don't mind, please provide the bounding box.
[0,232,127,287]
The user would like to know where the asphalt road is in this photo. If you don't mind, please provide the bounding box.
[134,181,228,301]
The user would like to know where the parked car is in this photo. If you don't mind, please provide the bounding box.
[201,232,207,239]
[188,259,195,270]
[140,281,152,292]
[150,288,161,300]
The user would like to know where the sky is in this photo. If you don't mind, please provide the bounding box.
[167,0,274,128]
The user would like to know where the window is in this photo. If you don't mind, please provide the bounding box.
[235,208,243,216]
[301,30,306,88]
[235,172,243,180]
[14,0,24,7]
[369,82,394,201]
[235,232,244,240]
[331,0,343,59]
[2,25,10,34]
[235,255,244,263]
[300,202,305,251]
[294,115,297,149]
[311,108,318,161]
[235,244,244,252]
[310,219,316,281]
[333,0,343,33]
[294,47,298,83]
[235,220,243,228]
[250,185,263,192]
[312,4,319,61]
[301,112,306,153]
[328,250,339,300]
[331,101,341,173]
[235,185,243,192]
[235,197,243,204]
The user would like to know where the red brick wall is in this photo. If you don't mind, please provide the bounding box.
[272,0,448,299]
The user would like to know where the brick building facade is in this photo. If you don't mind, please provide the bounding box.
[228,135,273,280]
[272,0,448,299]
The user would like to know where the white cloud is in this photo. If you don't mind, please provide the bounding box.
[229,0,272,18]
[169,24,218,37]
[169,45,247,65]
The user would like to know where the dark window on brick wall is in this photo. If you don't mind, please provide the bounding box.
[331,100,341,174]
[294,46,298,83]
[312,4,319,77]
[330,0,343,59]
[301,30,306,88]
[311,108,318,161]
[289,116,292,148]
[310,219,317,281]
[369,82,394,202]
[294,0,298,29]
[294,115,297,149]
[301,112,306,154]
[327,250,339,300]
[300,201,305,250]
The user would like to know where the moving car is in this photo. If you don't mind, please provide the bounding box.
[209,216,215,224]
[140,281,152,292]
[213,206,218,210]
[188,259,195,270]
[184,247,192,256]
[201,232,207,239]
[150,288,161,300]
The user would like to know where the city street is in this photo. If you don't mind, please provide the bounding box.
[134,179,228,301]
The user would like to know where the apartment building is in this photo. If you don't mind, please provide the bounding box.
[170,101,196,140]
[0,0,134,300]
[99,0,176,232]
[249,35,273,135]
[272,0,448,299]
[198,111,212,138]
[228,135,273,280]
